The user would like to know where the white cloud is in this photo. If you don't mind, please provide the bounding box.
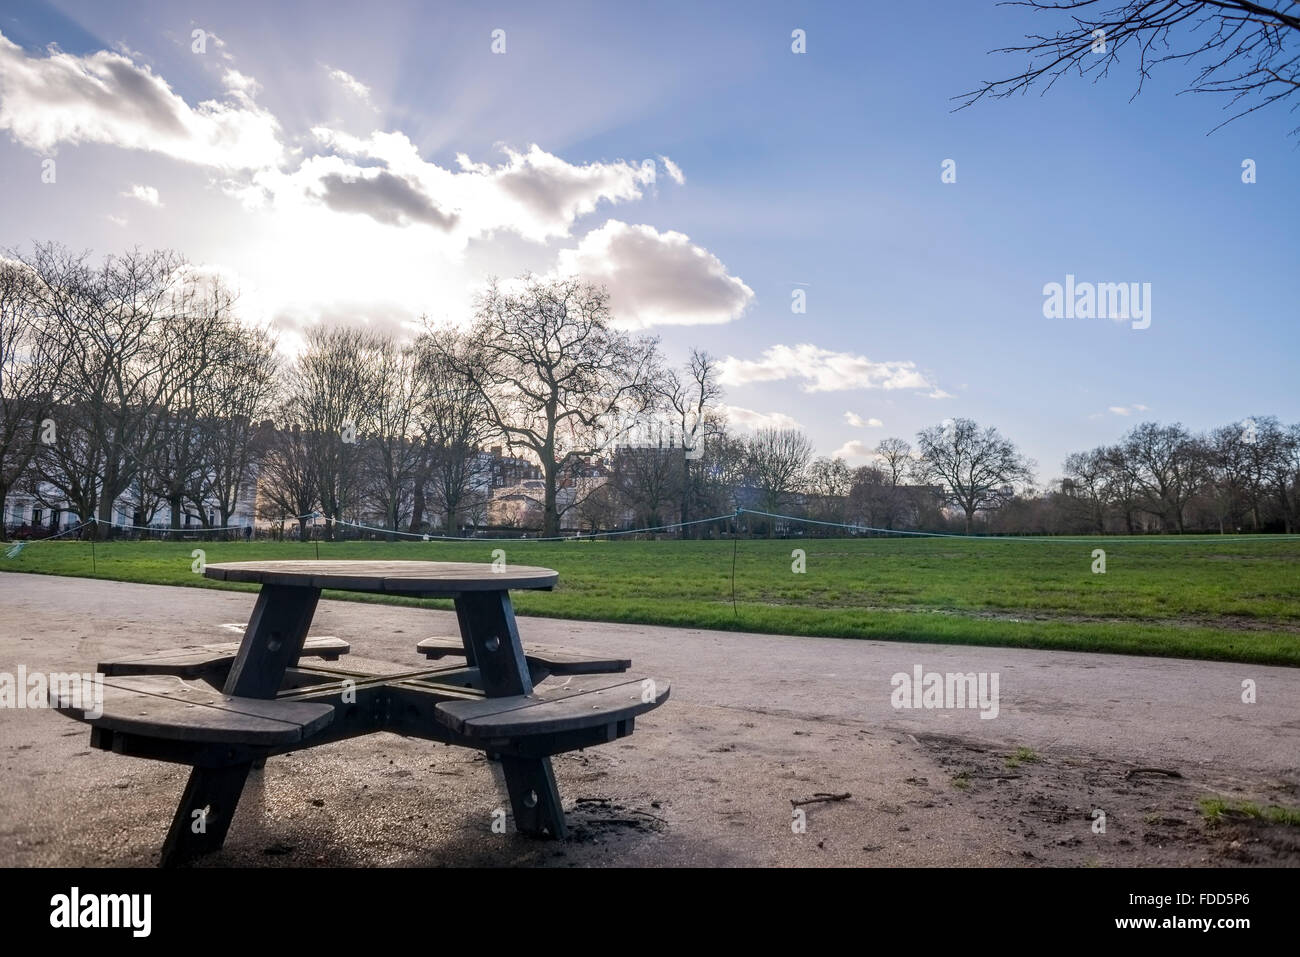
[832,440,875,460]
[722,405,802,432]
[720,344,936,393]
[925,389,954,399]
[269,133,658,245]
[222,69,261,99]
[845,412,883,428]
[106,214,127,227]
[555,220,752,327]
[0,32,723,351]
[0,32,679,258]
[202,31,234,63]
[0,31,284,170]
[123,184,161,206]
[1108,404,1149,416]
[327,67,372,103]
[659,155,685,185]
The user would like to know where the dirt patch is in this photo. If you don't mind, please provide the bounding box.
[564,796,669,842]
[913,732,1300,866]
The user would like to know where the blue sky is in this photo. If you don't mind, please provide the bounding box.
[1,0,1296,482]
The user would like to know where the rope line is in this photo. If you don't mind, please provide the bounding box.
[297,511,738,543]
[5,506,1298,558]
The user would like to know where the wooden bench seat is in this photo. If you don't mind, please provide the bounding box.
[100,637,351,679]
[416,635,630,680]
[434,673,669,740]
[54,674,335,747]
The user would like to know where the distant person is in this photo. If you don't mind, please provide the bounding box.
[244,524,252,542]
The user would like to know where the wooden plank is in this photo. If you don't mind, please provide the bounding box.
[435,676,669,738]
[435,673,646,721]
[55,675,335,745]
[414,636,470,660]
[204,560,557,595]
[101,649,234,679]
[99,637,351,678]
[415,636,630,676]
[215,636,349,659]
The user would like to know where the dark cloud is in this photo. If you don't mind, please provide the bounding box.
[562,221,753,326]
[317,170,457,230]
[99,59,187,134]
[498,164,603,221]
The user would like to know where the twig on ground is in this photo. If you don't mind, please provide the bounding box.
[791,792,852,808]
[1125,767,1183,780]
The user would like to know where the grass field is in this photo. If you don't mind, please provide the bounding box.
[2,535,1299,666]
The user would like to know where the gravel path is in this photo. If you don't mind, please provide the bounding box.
[2,572,1296,866]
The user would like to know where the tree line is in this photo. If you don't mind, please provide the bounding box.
[2,244,1297,540]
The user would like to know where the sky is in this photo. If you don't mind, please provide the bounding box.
[1,0,1296,484]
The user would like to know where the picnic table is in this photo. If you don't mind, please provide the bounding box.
[53,560,670,866]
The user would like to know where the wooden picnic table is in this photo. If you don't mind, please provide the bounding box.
[53,559,669,866]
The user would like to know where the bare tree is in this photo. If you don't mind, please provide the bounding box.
[874,437,912,486]
[0,257,66,537]
[958,1,1300,137]
[609,444,680,529]
[1062,447,1111,533]
[361,335,423,537]
[282,325,375,538]
[806,455,852,527]
[197,322,278,529]
[694,426,748,528]
[1206,420,1260,532]
[456,276,659,537]
[23,245,214,536]
[259,420,319,540]
[659,349,723,537]
[745,427,814,531]
[416,325,495,535]
[874,436,914,529]
[575,480,621,532]
[915,418,1034,533]
[1266,422,1300,531]
[1116,421,1209,532]
[1236,415,1289,530]
[140,278,248,531]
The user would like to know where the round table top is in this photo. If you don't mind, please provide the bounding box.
[203,560,558,595]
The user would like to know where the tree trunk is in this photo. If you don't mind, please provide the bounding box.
[680,456,691,539]
[543,465,559,537]
[410,483,425,533]
[96,496,115,538]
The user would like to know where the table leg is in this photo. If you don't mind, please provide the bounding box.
[224,584,322,698]
[160,584,321,865]
[455,590,566,838]
[160,764,253,867]
[499,756,566,839]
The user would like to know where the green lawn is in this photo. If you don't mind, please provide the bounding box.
[3,535,1299,666]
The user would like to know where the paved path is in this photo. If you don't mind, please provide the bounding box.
[2,573,1296,867]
